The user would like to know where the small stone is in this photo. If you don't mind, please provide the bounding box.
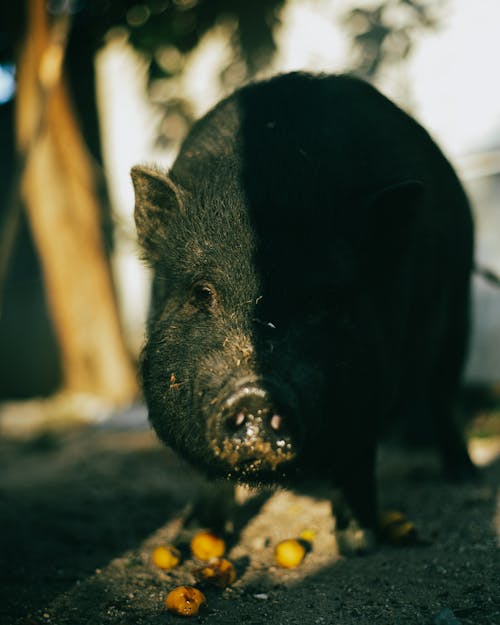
[433,607,462,624]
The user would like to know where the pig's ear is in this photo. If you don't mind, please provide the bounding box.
[364,179,424,260]
[131,165,184,261]
[370,179,424,217]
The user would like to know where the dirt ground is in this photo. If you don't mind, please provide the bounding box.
[0,406,499,625]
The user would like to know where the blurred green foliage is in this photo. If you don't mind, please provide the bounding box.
[109,0,286,144]
[0,0,445,145]
[122,0,285,78]
[341,0,446,79]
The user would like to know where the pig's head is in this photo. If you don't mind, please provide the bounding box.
[131,159,342,485]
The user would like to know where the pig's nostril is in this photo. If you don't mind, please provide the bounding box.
[226,411,247,432]
[235,411,246,427]
[270,414,283,431]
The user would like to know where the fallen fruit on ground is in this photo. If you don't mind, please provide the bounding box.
[152,545,181,569]
[299,529,316,543]
[165,586,206,617]
[194,558,236,588]
[378,510,418,545]
[190,531,225,561]
[274,539,306,568]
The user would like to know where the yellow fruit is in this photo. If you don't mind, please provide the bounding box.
[152,545,181,569]
[190,531,225,561]
[165,586,206,617]
[378,510,418,546]
[299,529,316,543]
[274,539,306,568]
[194,558,237,588]
[379,510,406,526]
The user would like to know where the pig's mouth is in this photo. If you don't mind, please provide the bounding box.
[206,377,301,483]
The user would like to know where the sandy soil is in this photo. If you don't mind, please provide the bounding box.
[0,411,499,625]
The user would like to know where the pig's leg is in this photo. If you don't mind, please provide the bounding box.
[331,447,378,553]
[431,284,476,480]
[187,480,237,534]
[434,396,476,480]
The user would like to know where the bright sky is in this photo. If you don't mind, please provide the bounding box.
[409,0,500,156]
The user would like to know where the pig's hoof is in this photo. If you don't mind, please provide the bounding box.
[335,521,376,555]
[377,510,420,546]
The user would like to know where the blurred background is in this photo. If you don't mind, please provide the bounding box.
[1,0,500,430]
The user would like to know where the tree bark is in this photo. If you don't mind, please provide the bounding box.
[14,0,138,407]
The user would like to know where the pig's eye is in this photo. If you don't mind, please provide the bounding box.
[189,283,216,312]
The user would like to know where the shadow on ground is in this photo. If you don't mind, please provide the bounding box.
[0,428,202,625]
[0,420,499,625]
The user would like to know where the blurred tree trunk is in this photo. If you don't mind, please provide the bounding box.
[14,0,138,407]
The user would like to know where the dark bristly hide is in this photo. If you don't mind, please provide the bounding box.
[132,72,475,540]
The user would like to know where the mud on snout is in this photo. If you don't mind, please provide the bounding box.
[205,376,302,482]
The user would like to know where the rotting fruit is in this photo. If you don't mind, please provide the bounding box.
[165,586,206,617]
[194,558,236,588]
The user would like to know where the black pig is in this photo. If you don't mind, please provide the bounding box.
[132,72,475,542]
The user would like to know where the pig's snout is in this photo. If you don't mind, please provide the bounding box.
[209,382,299,477]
